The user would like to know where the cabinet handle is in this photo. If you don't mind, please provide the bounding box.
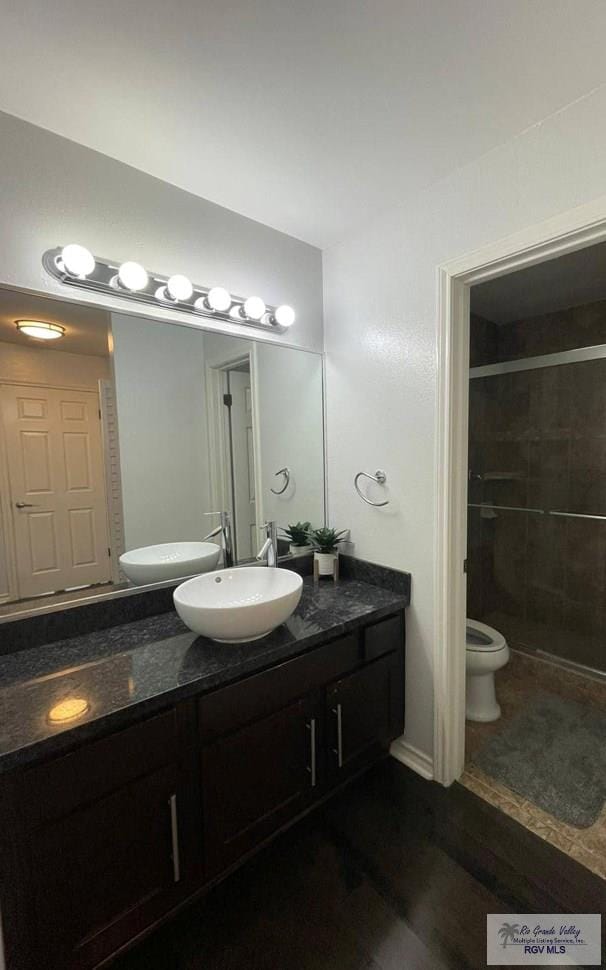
[306,718,317,787]
[332,703,343,768]
[168,793,181,883]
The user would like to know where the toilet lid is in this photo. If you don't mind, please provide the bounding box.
[466,619,506,652]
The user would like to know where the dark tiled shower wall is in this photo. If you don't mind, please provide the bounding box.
[470,300,606,367]
[467,330,606,673]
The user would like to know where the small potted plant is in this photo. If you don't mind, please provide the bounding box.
[281,522,312,557]
[308,526,348,577]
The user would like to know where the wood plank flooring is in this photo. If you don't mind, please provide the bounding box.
[112,759,606,970]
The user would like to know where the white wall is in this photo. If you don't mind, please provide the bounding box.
[255,344,324,530]
[0,111,323,354]
[111,313,209,551]
[0,342,109,386]
[323,85,606,764]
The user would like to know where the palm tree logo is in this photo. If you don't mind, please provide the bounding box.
[498,922,520,948]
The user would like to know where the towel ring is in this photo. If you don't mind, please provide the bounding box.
[354,469,389,507]
[270,467,291,495]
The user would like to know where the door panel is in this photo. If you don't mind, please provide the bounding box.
[61,399,88,422]
[23,766,183,970]
[0,384,111,598]
[28,510,59,573]
[326,652,402,781]
[69,507,97,565]
[63,432,93,490]
[21,429,52,492]
[17,395,47,419]
[201,697,315,875]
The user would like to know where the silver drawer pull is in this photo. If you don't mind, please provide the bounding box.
[168,793,181,883]
[306,718,317,787]
[332,704,343,768]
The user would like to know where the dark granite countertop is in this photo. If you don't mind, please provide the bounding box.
[0,577,407,775]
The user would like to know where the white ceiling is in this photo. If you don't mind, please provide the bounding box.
[0,288,110,357]
[1,1,606,248]
[471,240,606,323]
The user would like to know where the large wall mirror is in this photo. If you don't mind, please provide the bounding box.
[0,287,325,616]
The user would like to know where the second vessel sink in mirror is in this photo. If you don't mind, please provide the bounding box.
[173,567,303,642]
[119,541,221,585]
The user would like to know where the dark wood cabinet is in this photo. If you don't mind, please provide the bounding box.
[198,613,405,877]
[0,610,405,970]
[23,765,183,969]
[326,613,405,781]
[326,652,400,780]
[201,695,317,875]
[2,706,200,970]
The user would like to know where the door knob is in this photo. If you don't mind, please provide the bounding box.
[15,502,38,509]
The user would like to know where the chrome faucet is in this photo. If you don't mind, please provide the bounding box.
[256,521,278,567]
[202,511,234,568]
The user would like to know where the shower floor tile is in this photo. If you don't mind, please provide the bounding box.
[463,648,606,881]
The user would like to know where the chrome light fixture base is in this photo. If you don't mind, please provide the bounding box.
[42,248,293,333]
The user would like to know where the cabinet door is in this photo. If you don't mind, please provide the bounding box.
[201,697,317,876]
[326,650,404,782]
[20,765,186,970]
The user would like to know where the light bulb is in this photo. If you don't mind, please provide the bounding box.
[60,244,95,278]
[243,296,266,321]
[274,304,295,328]
[118,261,148,291]
[166,274,193,301]
[205,287,231,312]
[16,320,65,340]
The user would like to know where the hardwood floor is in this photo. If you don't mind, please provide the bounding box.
[112,759,606,970]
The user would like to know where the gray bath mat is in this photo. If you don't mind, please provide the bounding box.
[472,691,606,828]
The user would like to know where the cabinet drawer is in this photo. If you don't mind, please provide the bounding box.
[199,632,361,742]
[16,707,183,824]
[363,613,403,662]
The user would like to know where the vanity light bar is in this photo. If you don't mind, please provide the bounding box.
[42,246,296,332]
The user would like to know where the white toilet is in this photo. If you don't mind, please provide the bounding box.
[465,619,509,722]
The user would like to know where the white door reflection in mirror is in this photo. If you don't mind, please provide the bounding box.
[0,384,111,598]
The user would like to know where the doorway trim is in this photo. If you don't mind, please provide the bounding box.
[434,193,606,786]
[205,350,263,558]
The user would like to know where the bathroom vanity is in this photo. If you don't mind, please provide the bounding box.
[0,568,409,970]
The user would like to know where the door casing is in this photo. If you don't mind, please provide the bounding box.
[205,350,263,561]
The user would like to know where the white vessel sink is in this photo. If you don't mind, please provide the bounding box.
[120,541,221,585]
[173,566,303,642]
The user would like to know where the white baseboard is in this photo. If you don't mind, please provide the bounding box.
[389,737,434,781]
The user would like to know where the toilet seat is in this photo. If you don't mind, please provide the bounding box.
[466,618,506,653]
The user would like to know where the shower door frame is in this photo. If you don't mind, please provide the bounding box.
[434,193,606,787]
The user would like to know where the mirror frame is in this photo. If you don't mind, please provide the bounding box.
[0,283,327,624]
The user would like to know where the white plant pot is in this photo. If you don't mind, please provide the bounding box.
[289,543,311,558]
[314,551,337,576]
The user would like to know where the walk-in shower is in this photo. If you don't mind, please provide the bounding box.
[467,248,606,681]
